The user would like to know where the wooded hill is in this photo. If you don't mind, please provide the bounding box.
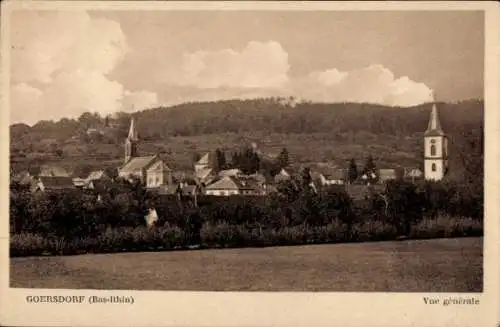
[10,98,484,177]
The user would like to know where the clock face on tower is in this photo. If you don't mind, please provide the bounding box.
[430,139,436,144]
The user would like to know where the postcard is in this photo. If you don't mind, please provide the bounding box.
[1,1,498,326]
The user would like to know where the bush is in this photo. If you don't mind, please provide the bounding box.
[9,175,484,257]
[411,215,483,239]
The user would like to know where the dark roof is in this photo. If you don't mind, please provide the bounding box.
[206,176,255,191]
[322,168,347,180]
[87,170,110,181]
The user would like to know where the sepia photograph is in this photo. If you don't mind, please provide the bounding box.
[1,1,499,327]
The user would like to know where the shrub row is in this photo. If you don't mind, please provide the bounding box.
[10,215,483,257]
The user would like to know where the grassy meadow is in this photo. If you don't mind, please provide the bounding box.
[10,237,482,292]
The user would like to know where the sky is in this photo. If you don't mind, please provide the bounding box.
[10,10,484,125]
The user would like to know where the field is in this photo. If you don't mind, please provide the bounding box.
[10,237,482,292]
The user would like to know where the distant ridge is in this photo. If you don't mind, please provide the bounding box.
[10,98,483,140]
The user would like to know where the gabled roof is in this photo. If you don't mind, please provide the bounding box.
[87,170,108,181]
[424,103,445,137]
[195,168,214,181]
[196,152,211,165]
[206,176,254,191]
[119,155,158,173]
[405,168,423,177]
[38,176,76,190]
[318,168,347,181]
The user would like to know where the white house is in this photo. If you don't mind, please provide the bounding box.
[205,176,258,196]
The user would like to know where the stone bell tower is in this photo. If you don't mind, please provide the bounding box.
[423,95,448,181]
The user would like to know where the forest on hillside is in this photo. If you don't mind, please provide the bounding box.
[10,98,484,176]
[11,98,484,140]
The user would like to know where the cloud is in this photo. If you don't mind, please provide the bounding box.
[170,41,290,89]
[10,83,43,125]
[11,11,128,84]
[160,42,431,107]
[292,64,433,106]
[10,13,432,127]
[10,11,158,125]
[42,70,126,117]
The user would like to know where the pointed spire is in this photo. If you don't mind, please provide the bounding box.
[424,92,444,137]
[127,117,138,141]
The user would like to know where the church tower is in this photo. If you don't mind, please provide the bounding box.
[124,117,138,164]
[424,98,448,181]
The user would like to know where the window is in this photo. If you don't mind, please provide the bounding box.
[430,144,436,156]
[431,163,436,172]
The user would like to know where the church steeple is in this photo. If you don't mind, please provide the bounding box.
[124,117,138,164]
[127,117,138,141]
[424,103,444,137]
[423,92,448,181]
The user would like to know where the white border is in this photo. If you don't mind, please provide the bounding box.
[1,2,498,327]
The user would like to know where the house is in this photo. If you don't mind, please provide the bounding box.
[312,168,348,186]
[194,152,212,172]
[118,118,173,189]
[194,167,215,185]
[86,170,112,182]
[378,169,398,183]
[274,168,292,183]
[119,155,172,188]
[205,176,258,196]
[238,172,272,195]
[38,165,70,177]
[31,176,76,192]
[72,177,87,188]
[405,168,424,181]
[360,171,378,185]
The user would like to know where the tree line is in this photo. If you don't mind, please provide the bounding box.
[10,171,483,257]
[11,99,483,142]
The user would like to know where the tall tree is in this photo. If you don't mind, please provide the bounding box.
[216,149,227,170]
[300,167,312,189]
[277,147,290,168]
[192,152,201,166]
[347,158,358,183]
[363,155,376,174]
[362,155,378,184]
[457,123,483,182]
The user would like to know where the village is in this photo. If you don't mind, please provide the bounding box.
[11,102,448,202]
